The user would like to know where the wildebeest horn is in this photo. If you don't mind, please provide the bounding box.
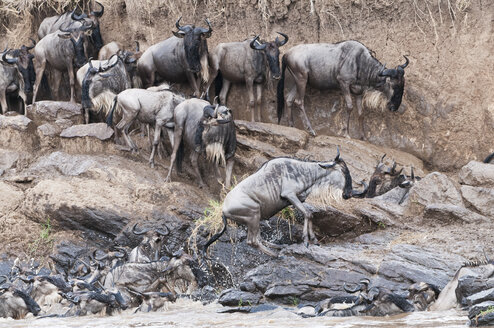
[399,56,409,70]
[81,21,94,31]
[132,223,151,235]
[71,9,86,21]
[275,32,289,46]
[203,18,213,35]
[93,250,108,261]
[250,35,266,51]
[343,283,363,293]
[26,38,36,50]
[2,51,18,64]
[334,146,341,161]
[135,41,140,52]
[59,22,75,33]
[410,166,415,180]
[88,57,94,69]
[155,225,170,236]
[214,103,219,117]
[203,105,216,118]
[91,1,104,17]
[175,16,184,31]
[380,154,386,163]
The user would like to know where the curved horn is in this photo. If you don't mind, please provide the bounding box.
[175,16,184,31]
[155,225,170,236]
[343,283,363,294]
[2,51,18,65]
[26,38,36,50]
[91,1,104,17]
[71,9,86,22]
[81,21,94,31]
[399,56,409,70]
[380,154,386,163]
[114,252,125,259]
[132,223,151,235]
[59,22,74,33]
[410,166,415,181]
[88,57,94,69]
[135,41,140,52]
[275,31,289,46]
[214,103,219,117]
[250,35,266,51]
[204,18,212,34]
[334,146,341,161]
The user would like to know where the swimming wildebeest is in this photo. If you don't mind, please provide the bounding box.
[0,48,26,114]
[137,17,212,96]
[2,39,36,105]
[128,223,170,263]
[0,287,41,319]
[205,32,288,122]
[38,2,104,57]
[277,40,409,137]
[106,84,185,167]
[203,148,364,256]
[32,22,93,103]
[164,99,236,188]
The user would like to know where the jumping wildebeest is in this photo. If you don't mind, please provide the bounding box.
[78,55,131,123]
[277,40,409,137]
[137,17,212,96]
[203,148,364,256]
[205,32,288,122]
[38,2,104,57]
[2,39,36,104]
[0,288,41,319]
[0,49,26,114]
[62,288,127,316]
[128,223,170,263]
[32,22,93,103]
[484,152,494,164]
[164,99,236,188]
[106,84,185,167]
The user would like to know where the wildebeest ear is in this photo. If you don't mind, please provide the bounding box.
[319,162,336,169]
[58,33,72,39]
[172,30,185,38]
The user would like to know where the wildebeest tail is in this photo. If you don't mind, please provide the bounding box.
[214,70,223,103]
[202,214,227,258]
[277,54,287,124]
[484,151,494,164]
[176,137,185,173]
[106,96,118,127]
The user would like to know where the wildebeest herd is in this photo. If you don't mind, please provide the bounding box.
[1,1,494,322]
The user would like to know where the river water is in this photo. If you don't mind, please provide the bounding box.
[0,299,471,328]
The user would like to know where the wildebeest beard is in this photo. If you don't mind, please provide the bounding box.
[184,33,207,73]
[389,81,405,111]
[194,119,236,161]
[71,38,87,68]
[252,50,266,83]
[81,71,95,109]
[90,25,104,52]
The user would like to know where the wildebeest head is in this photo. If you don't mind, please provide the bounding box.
[116,42,142,82]
[109,290,128,310]
[250,32,288,80]
[172,17,212,74]
[59,22,93,68]
[71,1,104,52]
[2,39,36,95]
[131,223,170,262]
[378,56,409,111]
[408,282,439,311]
[81,55,119,110]
[203,103,233,125]
[13,289,41,316]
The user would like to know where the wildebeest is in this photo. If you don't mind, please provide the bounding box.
[128,223,170,263]
[0,49,26,114]
[277,40,409,137]
[203,148,363,256]
[62,288,127,316]
[0,288,41,319]
[205,32,288,122]
[78,55,131,123]
[96,42,142,88]
[38,2,104,57]
[106,84,185,168]
[164,99,236,188]
[32,22,93,103]
[2,39,36,104]
[137,17,212,96]
[132,291,176,312]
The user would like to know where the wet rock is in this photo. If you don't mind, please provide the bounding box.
[467,288,494,306]
[460,186,494,218]
[423,204,489,224]
[235,120,309,151]
[468,301,494,326]
[0,115,38,151]
[50,240,90,274]
[459,161,494,188]
[218,289,262,306]
[0,182,23,217]
[407,172,463,216]
[26,101,83,126]
[458,277,494,306]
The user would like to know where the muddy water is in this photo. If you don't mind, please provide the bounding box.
[0,299,470,328]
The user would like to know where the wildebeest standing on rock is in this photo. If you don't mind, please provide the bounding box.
[2,39,36,105]
[277,40,409,138]
[137,17,212,96]
[32,22,93,103]
[165,99,236,188]
[206,32,288,122]
[106,84,185,168]
[0,49,27,114]
[203,148,365,256]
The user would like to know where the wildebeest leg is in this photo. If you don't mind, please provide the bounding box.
[149,122,163,168]
[224,157,234,189]
[185,71,200,97]
[190,151,205,188]
[293,72,315,136]
[338,79,354,138]
[67,66,76,103]
[165,126,183,183]
[0,89,7,114]
[355,94,365,140]
[51,69,62,101]
[219,80,231,106]
[116,112,139,151]
[32,57,46,104]
[165,127,174,147]
[285,84,297,127]
[255,83,263,122]
[245,79,256,122]
[282,193,314,246]
[245,213,278,257]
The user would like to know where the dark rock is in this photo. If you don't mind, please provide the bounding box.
[460,186,494,218]
[467,288,494,306]
[218,289,262,306]
[457,277,494,306]
[459,161,494,188]
[468,301,494,326]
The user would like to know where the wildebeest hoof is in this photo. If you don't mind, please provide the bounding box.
[308,129,316,137]
[149,162,155,169]
[304,241,310,248]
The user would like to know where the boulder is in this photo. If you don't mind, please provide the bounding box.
[423,204,489,224]
[60,123,113,140]
[37,119,75,149]
[218,289,262,306]
[467,288,494,306]
[461,186,494,218]
[0,182,24,217]
[60,123,115,154]
[407,172,463,216]
[458,277,494,306]
[0,115,38,151]
[26,101,83,126]
[459,161,494,188]
[0,149,19,171]
[469,301,494,326]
